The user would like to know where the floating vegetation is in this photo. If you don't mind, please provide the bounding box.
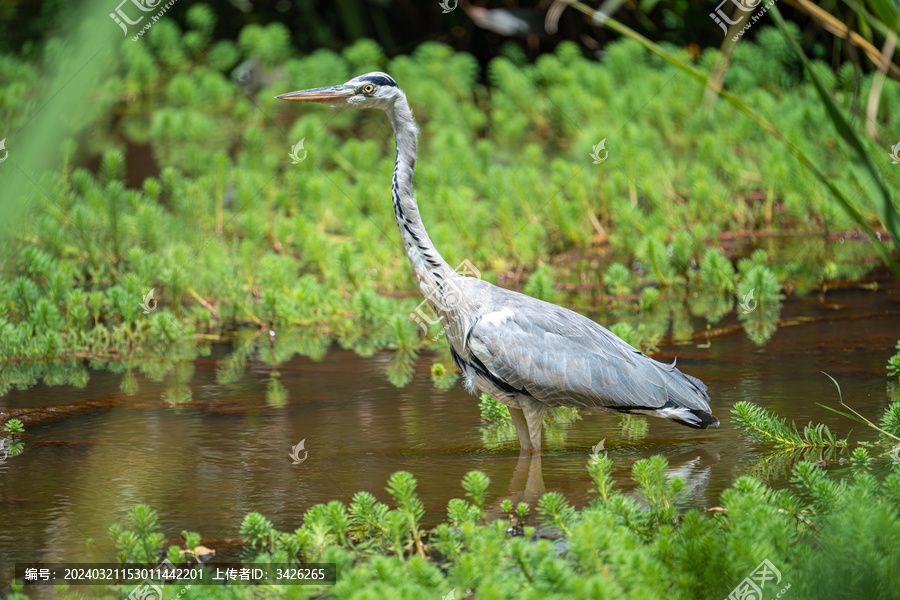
[0,418,25,460]
[2,15,897,394]
[733,374,900,482]
[888,340,900,379]
[732,401,850,449]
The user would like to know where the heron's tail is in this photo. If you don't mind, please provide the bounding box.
[659,403,720,429]
[646,365,719,429]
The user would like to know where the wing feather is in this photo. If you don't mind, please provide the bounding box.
[461,284,711,413]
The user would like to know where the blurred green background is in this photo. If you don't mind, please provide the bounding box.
[0,0,897,385]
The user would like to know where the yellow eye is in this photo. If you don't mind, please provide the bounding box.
[363,84,374,94]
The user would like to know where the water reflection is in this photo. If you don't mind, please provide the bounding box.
[494,447,720,514]
[739,301,782,345]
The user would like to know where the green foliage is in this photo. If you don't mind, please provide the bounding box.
[732,401,849,448]
[385,471,426,558]
[6,9,900,600]
[888,340,900,378]
[619,412,650,440]
[770,5,900,274]
[461,471,491,521]
[637,235,674,286]
[239,512,278,554]
[698,247,736,293]
[478,393,511,422]
[639,286,660,311]
[536,491,577,536]
[603,262,633,296]
[740,263,783,304]
[0,418,25,457]
[76,453,900,600]
[609,321,639,348]
[2,419,24,434]
[1,24,894,395]
[349,491,389,544]
[108,504,166,565]
[632,454,686,526]
[523,266,558,303]
[181,530,202,552]
[881,401,900,439]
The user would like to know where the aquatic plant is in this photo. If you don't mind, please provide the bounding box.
[1,15,895,395]
[888,340,900,378]
[385,471,426,558]
[430,361,459,390]
[522,266,559,303]
[2,418,23,434]
[478,392,581,451]
[738,300,782,346]
[732,401,849,448]
[238,512,278,555]
[603,262,633,296]
[609,321,639,349]
[0,418,25,458]
[814,373,900,456]
[108,504,166,565]
[698,247,736,293]
[882,401,900,441]
[36,444,897,600]
[639,286,660,312]
[563,1,900,279]
[478,393,511,422]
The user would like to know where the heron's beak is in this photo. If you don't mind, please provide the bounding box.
[275,85,356,105]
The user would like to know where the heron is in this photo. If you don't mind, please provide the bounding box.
[277,72,719,454]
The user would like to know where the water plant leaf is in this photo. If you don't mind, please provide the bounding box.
[562,0,900,279]
[819,371,900,441]
[769,4,900,249]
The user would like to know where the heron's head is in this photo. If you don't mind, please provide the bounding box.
[276,72,401,111]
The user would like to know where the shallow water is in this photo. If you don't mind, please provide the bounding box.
[1,271,899,588]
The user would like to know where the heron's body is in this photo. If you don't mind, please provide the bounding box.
[278,72,718,453]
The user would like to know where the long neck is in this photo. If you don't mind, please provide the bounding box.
[386,94,455,302]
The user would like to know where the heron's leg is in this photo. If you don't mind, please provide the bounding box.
[519,396,546,455]
[508,406,533,453]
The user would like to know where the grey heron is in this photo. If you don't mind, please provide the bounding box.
[277,72,719,454]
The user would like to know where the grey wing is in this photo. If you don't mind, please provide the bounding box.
[461,288,712,414]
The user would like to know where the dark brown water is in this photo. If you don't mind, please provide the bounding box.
[1,273,899,588]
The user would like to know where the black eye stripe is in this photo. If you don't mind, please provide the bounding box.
[360,75,397,88]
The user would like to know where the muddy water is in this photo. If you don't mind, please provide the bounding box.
[1,274,899,587]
